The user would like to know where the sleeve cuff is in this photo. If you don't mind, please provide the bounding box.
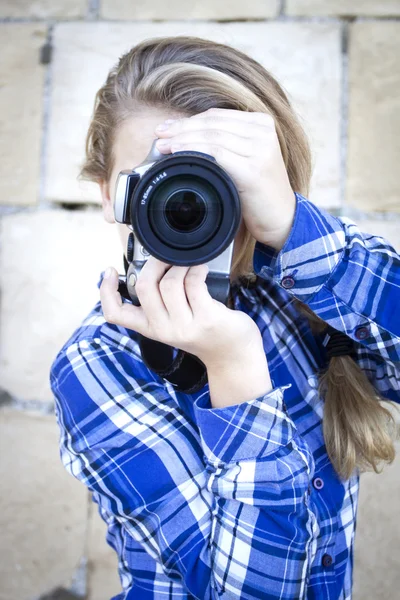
[253,192,347,302]
[193,383,294,465]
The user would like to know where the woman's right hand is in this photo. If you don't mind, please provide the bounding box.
[99,255,264,369]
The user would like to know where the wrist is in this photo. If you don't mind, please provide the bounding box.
[258,221,292,253]
[257,191,297,252]
[205,347,273,409]
[202,335,262,373]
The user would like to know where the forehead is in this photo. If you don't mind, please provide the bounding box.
[112,109,186,171]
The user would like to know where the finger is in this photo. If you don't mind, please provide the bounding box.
[184,264,215,317]
[192,108,275,127]
[158,265,194,323]
[100,267,149,334]
[156,129,254,158]
[159,140,248,179]
[134,255,173,325]
[156,115,270,143]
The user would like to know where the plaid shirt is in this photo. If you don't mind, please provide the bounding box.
[49,192,400,600]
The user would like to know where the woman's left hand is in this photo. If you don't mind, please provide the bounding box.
[154,107,296,251]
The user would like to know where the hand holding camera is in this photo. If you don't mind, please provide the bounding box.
[154,107,297,250]
[99,107,294,380]
[100,256,264,370]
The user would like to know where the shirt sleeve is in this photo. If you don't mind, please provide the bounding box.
[50,337,320,600]
[253,192,400,404]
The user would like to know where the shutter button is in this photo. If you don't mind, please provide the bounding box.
[355,326,370,340]
[313,477,324,490]
[322,553,333,568]
[281,276,295,289]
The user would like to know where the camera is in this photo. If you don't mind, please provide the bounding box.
[113,138,242,307]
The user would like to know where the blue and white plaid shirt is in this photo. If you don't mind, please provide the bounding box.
[49,192,400,600]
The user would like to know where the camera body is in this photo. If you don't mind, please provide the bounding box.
[113,138,242,307]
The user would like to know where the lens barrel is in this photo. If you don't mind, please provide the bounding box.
[130,151,241,266]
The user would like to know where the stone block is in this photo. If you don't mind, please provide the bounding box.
[100,0,279,20]
[0,408,88,600]
[46,22,341,208]
[0,0,86,18]
[0,24,46,206]
[286,0,400,16]
[347,22,400,213]
[353,440,400,599]
[87,499,121,600]
[0,208,124,403]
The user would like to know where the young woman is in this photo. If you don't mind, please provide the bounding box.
[49,36,400,600]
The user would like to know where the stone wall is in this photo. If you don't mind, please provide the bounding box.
[0,1,399,599]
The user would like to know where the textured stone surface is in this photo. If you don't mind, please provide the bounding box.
[46,22,341,207]
[353,440,400,600]
[0,408,88,600]
[39,589,82,600]
[0,209,124,403]
[87,499,121,600]
[101,0,279,20]
[0,0,86,18]
[347,22,400,213]
[0,24,46,206]
[286,0,400,16]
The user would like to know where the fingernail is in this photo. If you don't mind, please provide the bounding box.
[104,267,113,279]
[155,123,169,131]
[156,119,176,130]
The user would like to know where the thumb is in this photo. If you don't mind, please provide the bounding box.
[101,266,123,314]
[100,266,149,334]
[104,266,117,281]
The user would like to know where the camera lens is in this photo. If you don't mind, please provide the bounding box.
[165,189,206,232]
[146,175,222,249]
[134,157,241,264]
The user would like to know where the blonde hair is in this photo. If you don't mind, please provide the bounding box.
[80,35,399,481]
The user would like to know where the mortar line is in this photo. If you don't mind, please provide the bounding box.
[38,23,55,209]
[0,15,400,24]
[0,396,55,415]
[87,0,101,20]
[339,20,350,215]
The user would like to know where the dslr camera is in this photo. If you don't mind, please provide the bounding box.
[113,138,242,307]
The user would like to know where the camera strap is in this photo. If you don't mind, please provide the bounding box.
[118,254,209,394]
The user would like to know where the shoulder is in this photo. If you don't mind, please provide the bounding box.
[50,267,144,379]
[50,298,132,367]
[49,297,161,423]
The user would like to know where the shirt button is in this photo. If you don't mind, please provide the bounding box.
[322,553,333,568]
[355,325,370,340]
[312,477,324,490]
[281,276,295,289]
